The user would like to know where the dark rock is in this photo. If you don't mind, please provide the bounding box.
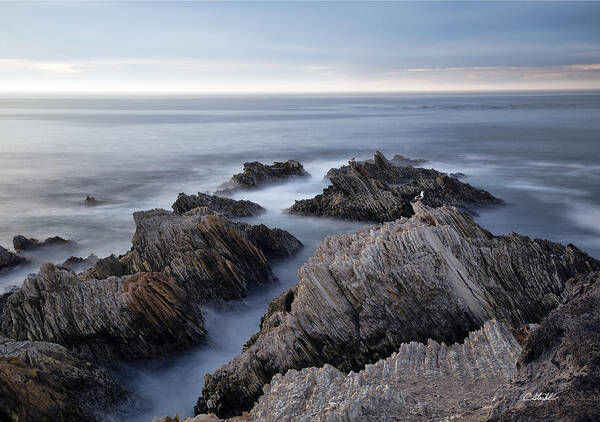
[81,254,128,280]
[217,160,308,194]
[450,172,466,179]
[12,235,75,252]
[59,254,99,272]
[389,154,428,167]
[84,195,99,206]
[488,271,600,422]
[288,151,500,222]
[0,337,127,422]
[231,222,303,260]
[362,153,428,168]
[0,246,28,271]
[172,192,264,218]
[198,203,598,418]
[1,264,205,361]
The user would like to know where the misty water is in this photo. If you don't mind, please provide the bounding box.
[1,92,599,420]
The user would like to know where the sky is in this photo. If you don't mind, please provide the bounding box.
[1,1,599,93]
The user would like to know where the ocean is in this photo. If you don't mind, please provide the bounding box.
[1,91,599,420]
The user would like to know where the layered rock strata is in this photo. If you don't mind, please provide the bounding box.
[218,160,307,194]
[172,193,264,218]
[289,151,499,221]
[85,210,301,302]
[0,337,126,422]
[488,271,600,422]
[0,246,28,271]
[234,320,520,422]
[1,265,205,361]
[198,203,598,417]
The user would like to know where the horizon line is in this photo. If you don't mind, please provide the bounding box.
[2,87,600,97]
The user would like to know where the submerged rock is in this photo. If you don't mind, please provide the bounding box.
[488,271,600,422]
[12,235,75,252]
[172,192,264,218]
[198,203,597,417]
[0,337,126,422]
[0,246,28,271]
[288,151,499,222]
[232,320,520,422]
[84,195,100,206]
[1,265,205,361]
[217,160,308,194]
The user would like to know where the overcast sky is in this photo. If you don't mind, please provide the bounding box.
[1,1,599,93]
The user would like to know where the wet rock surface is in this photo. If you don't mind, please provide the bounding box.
[198,203,597,418]
[289,151,500,222]
[1,264,205,361]
[172,192,265,218]
[59,253,99,272]
[232,320,520,422]
[0,336,126,422]
[0,246,28,271]
[488,271,600,422]
[217,160,308,194]
[12,235,75,252]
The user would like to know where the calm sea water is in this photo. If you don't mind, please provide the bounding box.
[1,92,599,420]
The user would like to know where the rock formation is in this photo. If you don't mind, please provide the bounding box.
[0,246,28,271]
[90,209,301,303]
[84,195,99,206]
[1,264,205,361]
[172,193,264,218]
[59,254,99,272]
[363,153,427,168]
[217,160,308,194]
[231,320,520,422]
[488,271,600,422]
[289,151,499,222]
[12,235,75,252]
[197,203,597,417]
[0,336,126,422]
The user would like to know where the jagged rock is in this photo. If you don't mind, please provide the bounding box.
[230,222,303,260]
[450,172,466,179]
[389,154,428,167]
[84,195,99,206]
[488,271,600,422]
[172,193,264,218]
[59,254,99,272]
[153,415,222,422]
[289,151,499,222]
[217,160,308,194]
[231,320,520,422]
[0,288,17,321]
[0,246,28,271]
[1,264,206,361]
[82,254,129,280]
[0,337,126,422]
[82,210,301,304]
[198,203,598,418]
[362,153,428,168]
[12,235,75,252]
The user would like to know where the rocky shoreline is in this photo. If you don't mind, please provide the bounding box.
[1,154,599,422]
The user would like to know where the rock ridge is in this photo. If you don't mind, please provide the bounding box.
[198,202,598,417]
